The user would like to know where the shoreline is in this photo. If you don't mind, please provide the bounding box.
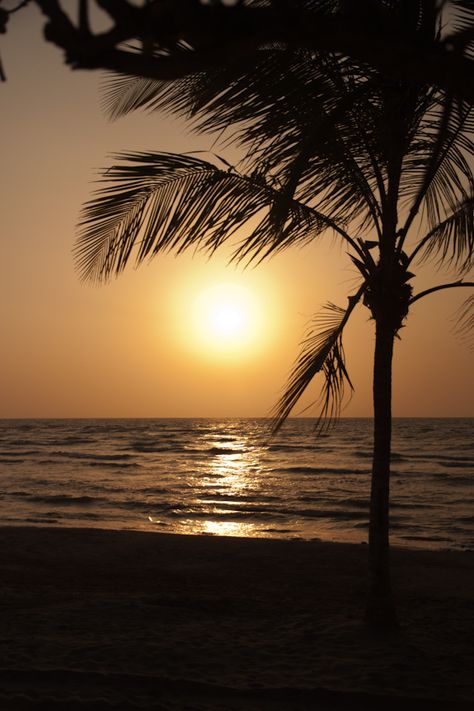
[2,520,472,554]
[0,525,473,708]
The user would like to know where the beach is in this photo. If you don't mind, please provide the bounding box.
[0,526,473,709]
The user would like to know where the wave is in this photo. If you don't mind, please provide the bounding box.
[261,527,298,534]
[391,500,436,510]
[22,494,164,511]
[7,438,94,447]
[23,516,60,524]
[205,447,245,455]
[199,492,280,504]
[167,509,280,521]
[275,465,368,476]
[403,452,474,464]
[49,437,95,446]
[440,461,474,469]
[128,445,174,453]
[0,450,40,456]
[294,507,369,521]
[34,458,136,470]
[142,487,171,495]
[51,451,135,461]
[166,500,370,521]
[207,436,240,444]
[28,494,98,506]
[166,506,370,522]
[177,444,247,456]
[275,465,323,475]
[329,497,368,510]
[267,444,322,452]
[350,450,406,462]
[433,473,473,484]
[397,532,454,543]
[87,461,138,469]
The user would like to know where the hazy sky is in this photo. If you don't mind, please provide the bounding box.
[1,3,473,418]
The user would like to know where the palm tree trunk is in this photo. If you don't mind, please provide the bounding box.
[366,318,398,631]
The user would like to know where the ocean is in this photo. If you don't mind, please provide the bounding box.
[0,418,472,551]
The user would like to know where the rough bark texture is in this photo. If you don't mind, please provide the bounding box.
[366,320,398,631]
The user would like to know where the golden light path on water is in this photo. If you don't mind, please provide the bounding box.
[184,428,263,538]
[144,422,361,541]
[142,419,374,542]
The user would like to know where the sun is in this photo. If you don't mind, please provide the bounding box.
[205,297,247,340]
[168,265,280,364]
[191,283,261,358]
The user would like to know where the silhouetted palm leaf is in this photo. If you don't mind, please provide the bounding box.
[74,151,350,283]
[449,0,474,58]
[453,293,474,348]
[417,193,474,272]
[417,100,474,228]
[101,41,195,120]
[102,74,163,121]
[272,287,364,432]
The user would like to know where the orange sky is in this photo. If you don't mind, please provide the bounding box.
[1,3,473,418]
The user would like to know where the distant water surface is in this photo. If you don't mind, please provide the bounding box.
[0,418,472,550]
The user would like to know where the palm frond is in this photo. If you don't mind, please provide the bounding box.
[423,101,474,225]
[100,41,196,120]
[102,46,328,135]
[74,151,350,283]
[413,192,474,272]
[401,94,474,236]
[101,74,164,121]
[452,292,474,349]
[445,1,474,58]
[272,287,364,433]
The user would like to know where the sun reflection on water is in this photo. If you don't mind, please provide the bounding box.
[185,519,257,537]
[181,427,266,537]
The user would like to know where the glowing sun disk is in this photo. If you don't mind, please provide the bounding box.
[191,283,261,357]
[209,302,247,338]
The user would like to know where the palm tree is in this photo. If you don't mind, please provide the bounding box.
[74,0,474,631]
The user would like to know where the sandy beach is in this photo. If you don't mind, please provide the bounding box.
[0,526,472,709]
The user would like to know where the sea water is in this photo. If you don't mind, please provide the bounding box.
[0,418,472,550]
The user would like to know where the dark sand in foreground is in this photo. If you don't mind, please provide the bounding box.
[0,526,472,709]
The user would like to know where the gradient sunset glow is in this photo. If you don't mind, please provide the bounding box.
[1,3,472,419]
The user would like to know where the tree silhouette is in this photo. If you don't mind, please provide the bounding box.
[73,0,474,631]
[2,0,474,101]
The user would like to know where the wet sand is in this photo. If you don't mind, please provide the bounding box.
[0,526,472,709]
